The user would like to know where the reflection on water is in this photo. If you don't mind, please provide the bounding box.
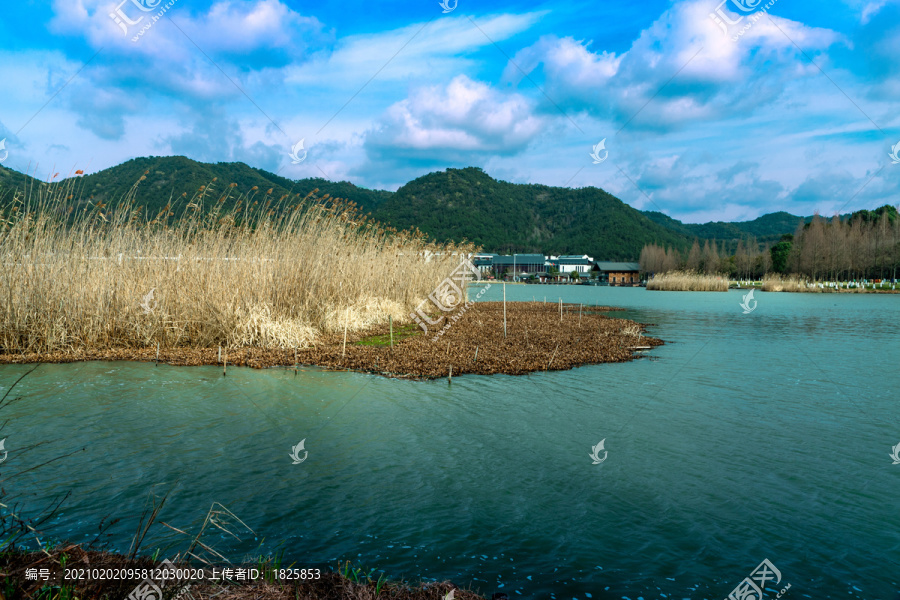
[2,286,900,599]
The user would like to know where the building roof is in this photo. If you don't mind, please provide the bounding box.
[553,257,594,265]
[492,254,546,266]
[595,261,640,272]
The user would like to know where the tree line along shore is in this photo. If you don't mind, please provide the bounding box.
[640,205,900,284]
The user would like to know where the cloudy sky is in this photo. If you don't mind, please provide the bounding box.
[1,0,898,222]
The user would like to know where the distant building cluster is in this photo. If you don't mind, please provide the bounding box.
[471,253,641,286]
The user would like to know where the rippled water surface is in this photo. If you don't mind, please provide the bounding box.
[3,286,900,599]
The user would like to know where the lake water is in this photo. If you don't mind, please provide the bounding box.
[2,285,899,599]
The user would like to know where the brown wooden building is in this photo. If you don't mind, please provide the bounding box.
[594,261,641,286]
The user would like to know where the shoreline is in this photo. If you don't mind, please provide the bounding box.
[0,302,664,379]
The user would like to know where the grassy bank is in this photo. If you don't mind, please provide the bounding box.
[0,179,470,357]
[646,271,728,291]
[0,546,487,600]
[1,302,664,378]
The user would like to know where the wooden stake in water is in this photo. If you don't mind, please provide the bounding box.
[223,351,227,377]
[389,315,394,350]
[503,283,507,339]
[218,345,221,364]
[156,342,159,367]
[448,365,452,385]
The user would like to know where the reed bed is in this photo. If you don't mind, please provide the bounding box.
[646,270,728,292]
[0,176,471,356]
[761,275,819,292]
[760,275,890,292]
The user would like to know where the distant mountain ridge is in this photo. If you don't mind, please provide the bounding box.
[0,156,864,259]
[640,210,811,245]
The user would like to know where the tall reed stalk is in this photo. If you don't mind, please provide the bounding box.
[0,175,471,354]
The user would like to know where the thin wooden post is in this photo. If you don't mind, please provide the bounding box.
[223,351,227,376]
[342,310,349,358]
[547,342,560,370]
[218,345,221,363]
[579,303,583,326]
[156,342,159,367]
[474,345,479,363]
[446,341,450,356]
[389,315,394,350]
[448,365,452,385]
[503,283,507,339]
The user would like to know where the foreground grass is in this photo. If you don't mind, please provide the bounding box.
[646,271,728,291]
[0,178,471,356]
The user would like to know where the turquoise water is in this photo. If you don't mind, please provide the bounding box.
[2,286,899,599]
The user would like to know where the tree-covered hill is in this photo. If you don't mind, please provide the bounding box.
[0,156,391,217]
[641,210,810,245]
[375,167,691,260]
[2,157,883,260]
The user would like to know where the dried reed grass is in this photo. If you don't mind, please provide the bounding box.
[0,177,471,355]
[760,274,877,292]
[646,270,728,291]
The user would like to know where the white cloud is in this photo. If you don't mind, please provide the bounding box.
[501,0,845,130]
[364,75,546,163]
[285,12,545,87]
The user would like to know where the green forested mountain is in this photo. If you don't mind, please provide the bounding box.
[375,167,689,260]
[0,157,877,260]
[0,156,391,216]
[641,210,810,244]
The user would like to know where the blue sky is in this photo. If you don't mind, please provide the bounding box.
[0,0,897,222]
